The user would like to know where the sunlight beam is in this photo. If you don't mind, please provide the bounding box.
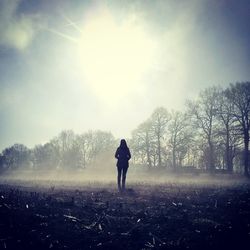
[60,12,83,33]
[44,27,78,43]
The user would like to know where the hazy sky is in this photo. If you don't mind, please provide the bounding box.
[0,0,250,151]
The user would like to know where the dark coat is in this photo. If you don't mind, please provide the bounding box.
[115,147,131,168]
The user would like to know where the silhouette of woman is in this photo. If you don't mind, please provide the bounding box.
[115,139,131,192]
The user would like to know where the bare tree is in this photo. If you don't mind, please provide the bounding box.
[168,110,193,169]
[69,130,115,169]
[187,87,220,172]
[89,130,115,163]
[52,130,75,169]
[225,82,250,176]
[74,134,90,168]
[150,107,170,168]
[131,120,155,167]
[33,143,59,169]
[216,91,241,172]
[1,144,30,170]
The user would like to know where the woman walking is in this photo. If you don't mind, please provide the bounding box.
[115,139,131,192]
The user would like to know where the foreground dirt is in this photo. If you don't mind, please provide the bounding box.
[0,180,250,250]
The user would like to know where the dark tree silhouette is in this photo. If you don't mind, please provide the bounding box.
[216,91,241,172]
[225,82,250,176]
[187,87,219,172]
[168,110,193,169]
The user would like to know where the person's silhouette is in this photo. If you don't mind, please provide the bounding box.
[115,139,131,192]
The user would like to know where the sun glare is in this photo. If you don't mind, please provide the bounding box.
[78,9,156,105]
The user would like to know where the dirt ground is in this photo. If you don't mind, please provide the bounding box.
[0,177,250,250]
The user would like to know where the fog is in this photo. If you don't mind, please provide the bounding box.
[1,166,249,190]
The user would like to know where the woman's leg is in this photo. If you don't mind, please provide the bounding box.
[122,166,128,190]
[117,167,122,191]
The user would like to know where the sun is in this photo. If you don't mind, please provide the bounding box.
[77,8,156,105]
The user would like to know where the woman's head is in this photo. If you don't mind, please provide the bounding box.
[120,139,127,148]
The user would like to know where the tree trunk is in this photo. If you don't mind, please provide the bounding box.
[227,149,233,173]
[157,134,162,168]
[146,132,152,168]
[146,151,152,168]
[244,131,249,177]
[172,135,177,169]
[172,149,176,169]
[225,127,233,173]
[146,145,152,168]
[208,140,215,173]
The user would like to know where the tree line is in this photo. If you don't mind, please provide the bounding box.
[131,82,250,176]
[0,130,115,172]
[0,82,249,176]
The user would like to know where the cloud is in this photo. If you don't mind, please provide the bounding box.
[0,0,38,50]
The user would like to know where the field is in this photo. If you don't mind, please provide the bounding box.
[0,174,250,250]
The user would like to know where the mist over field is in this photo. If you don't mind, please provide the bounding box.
[1,166,249,189]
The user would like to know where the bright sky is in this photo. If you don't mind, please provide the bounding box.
[0,0,250,151]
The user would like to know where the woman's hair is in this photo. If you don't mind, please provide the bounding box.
[120,139,128,148]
